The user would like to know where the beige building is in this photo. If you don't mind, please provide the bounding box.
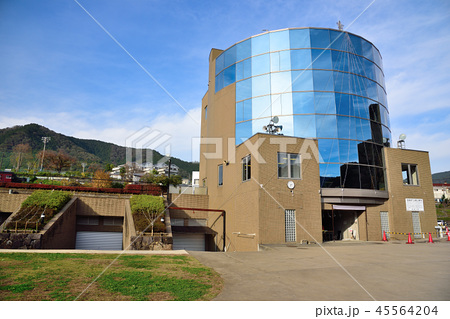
[197,28,437,251]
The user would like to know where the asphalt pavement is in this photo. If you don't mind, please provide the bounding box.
[189,239,450,301]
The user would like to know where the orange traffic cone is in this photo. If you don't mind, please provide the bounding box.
[447,232,450,241]
[406,233,414,244]
[382,231,388,242]
[446,227,449,235]
[427,232,434,243]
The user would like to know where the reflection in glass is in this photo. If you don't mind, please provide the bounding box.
[236,78,252,101]
[313,70,334,91]
[270,30,290,52]
[289,29,310,48]
[236,39,251,61]
[252,53,270,76]
[294,115,316,138]
[312,49,332,69]
[316,115,338,138]
[320,163,341,188]
[318,139,340,163]
[315,92,336,114]
[310,29,330,48]
[291,49,312,69]
[271,71,292,94]
[252,33,270,56]
[252,74,271,97]
[236,121,252,144]
[293,92,315,114]
[291,70,313,91]
[252,95,271,118]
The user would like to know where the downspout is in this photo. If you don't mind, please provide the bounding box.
[365,209,369,241]
[223,211,226,252]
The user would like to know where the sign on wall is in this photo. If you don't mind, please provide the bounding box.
[405,198,424,211]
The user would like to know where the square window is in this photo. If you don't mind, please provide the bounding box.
[402,163,419,185]
[278,153,301,179]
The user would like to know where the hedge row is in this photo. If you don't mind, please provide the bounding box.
[21,190,72,211]
[0,182,165,196]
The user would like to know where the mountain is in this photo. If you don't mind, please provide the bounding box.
[0,123,198,178]
[432,171,450,184]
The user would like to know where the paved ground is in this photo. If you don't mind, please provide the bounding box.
[189,239,450,301]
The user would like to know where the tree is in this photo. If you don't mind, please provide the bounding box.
[41,149,76,173]
[11,144,32,171]
[92,170,112,188]
[140,171,182,187]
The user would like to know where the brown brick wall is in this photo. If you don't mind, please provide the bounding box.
[384,148,437,239]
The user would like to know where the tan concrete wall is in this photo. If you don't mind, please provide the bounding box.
[0,191,30,213]
[76,195,126,217]
[170,194,209,210]
[41,197,77,249]
[123,200,135,250]
[384,148,437,240]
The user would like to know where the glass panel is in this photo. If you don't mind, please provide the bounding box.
[278,152,289,178]
[236,101,244,122]
[402,164,409,184]
[313,70,334,91]
[243,99,252,121]
[357,141,374,165]
[252,53,270,76]
[280,93,293,115]
[271,52,280,72]
[333,71,350,93]
[215,53,224,75]
[224,45,236,68]
[361,39,374,61]
[215,72,224,93]
[382,125,391,146]
[411,165,418,185]
[270,30,290,52]
[236,39,251,61]
[370,121,383,144]
[373,49,382,69]
[236,78,252,101]
[377,84,386,106]
[363,59,375,81]
[290,29,310,48]
[360,165,376,189]
[366,79,378,100]
[293,115,316,138]
[311,49,332,69]
[252,95,271,118]
[372,144,383,167]
[341,164,361,189]
[293,92,315,114]
[332,50,348,71]
[320,163,341,188]
[335,93,352,116]
[316,115,338,138]
[291,70,313,91]
[376,167,386,190]
[252,33,270,56]
[329,30,345,50]
[310,28,330,49]
[339,139,359,163]
[315,92,336,114]
[236,121,252,144]
[290,153,301,178]
[236,59,252,81]
[279,50,291,71]
[318,138,339,163]
[353,96,369,119]
[277,115,294,136]
[351,73,367,96]
[223,64,236,87]
[252,74,271,97]
[252,118,269,135]
[337,116,356,140]
[291,49,312,69]
[355,118,372,141]
[348,34,362,56]
[271,71,292,94]
[271,94,282,115]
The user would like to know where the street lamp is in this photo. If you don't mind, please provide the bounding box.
[40,137,51,171]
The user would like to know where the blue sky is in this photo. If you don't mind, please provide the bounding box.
[0,0,449,173]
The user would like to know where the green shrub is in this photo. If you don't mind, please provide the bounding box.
[130,195,165,233]
[21,190,72,211]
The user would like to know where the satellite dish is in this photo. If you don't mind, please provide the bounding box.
[272,116,279,124]
[399,134,406,140]
[287,181,295,189]
[263,125,267,131]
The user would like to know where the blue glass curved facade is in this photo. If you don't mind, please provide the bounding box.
[214,28,391,190]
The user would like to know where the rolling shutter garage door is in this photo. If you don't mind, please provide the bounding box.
[75,231,123,250]
[172,233,205,251]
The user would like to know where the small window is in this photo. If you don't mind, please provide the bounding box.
[402,163,419,185]
[218,164,223,186]
[204,106,208,120]
[242,155,251,181]
[77,216,99,225]
[103,217,123,226]
[278,153,301,179]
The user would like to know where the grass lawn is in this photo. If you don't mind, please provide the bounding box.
[0,252,223,301]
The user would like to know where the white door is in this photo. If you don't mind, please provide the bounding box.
[75,231,123,250]
[173,233,205,251]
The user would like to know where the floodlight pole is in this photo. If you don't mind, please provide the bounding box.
[40,137,51,171]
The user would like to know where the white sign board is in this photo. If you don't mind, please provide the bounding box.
[405,198,424,211]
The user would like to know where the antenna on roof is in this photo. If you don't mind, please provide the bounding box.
[397,134,407,149]
[337,21,344,31]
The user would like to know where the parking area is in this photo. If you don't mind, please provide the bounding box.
[189,240,450,301]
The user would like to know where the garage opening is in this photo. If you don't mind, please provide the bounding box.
[0,212,12,227]
[172,226,217,251]
[75,216,123,250]
[322,205,364,241]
